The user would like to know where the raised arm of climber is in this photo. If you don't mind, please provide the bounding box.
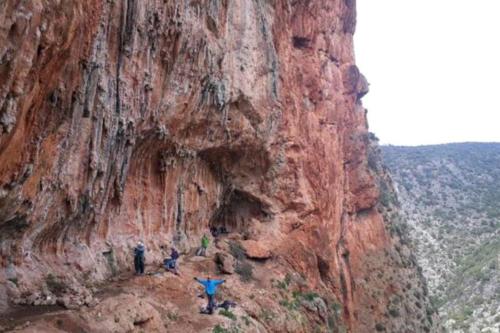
[194,276,225,314]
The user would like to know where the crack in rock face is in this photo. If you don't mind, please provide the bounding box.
[0,1,439,332]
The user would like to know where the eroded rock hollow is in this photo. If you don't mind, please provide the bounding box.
[0,1,438,332]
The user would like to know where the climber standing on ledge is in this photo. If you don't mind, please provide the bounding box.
[134,241,146,275]
[194,276,225,314]
[196,233,210,256]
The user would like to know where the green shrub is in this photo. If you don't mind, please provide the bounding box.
[229,242,246,260]
[274,274,291,290]
[219,309,236,321]
[259,308,275,322]
[166,311,178,321]
[388,308,400,317]
[213,325,228,333]
[230,241,254,282]
[241,316,251,326]
[212,323,241,333]
[235,261,253,282]
[279,297,300,311]
[302,291,319,302]
[46,274,67,296]
[8,277,18,287]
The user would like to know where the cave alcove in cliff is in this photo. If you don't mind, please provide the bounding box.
[209,189,270,237]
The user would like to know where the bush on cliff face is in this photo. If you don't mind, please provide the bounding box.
[212,324,230,333]
[219,309,237,321]
[229,242,245,260]
[271,274,348,332]
[379,179,397,208]
[45,274,67,296]
[234,261,253,282]
[229,242,253,282]
[8,277,18,287]
[273,273,291,290]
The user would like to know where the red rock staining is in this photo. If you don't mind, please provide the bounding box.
[0,1,438,332]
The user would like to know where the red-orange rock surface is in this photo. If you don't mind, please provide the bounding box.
[241,240,271,260]
[0,1,439,332]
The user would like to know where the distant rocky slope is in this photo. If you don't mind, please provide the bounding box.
[1,1,437,332]
[382,143,500,332]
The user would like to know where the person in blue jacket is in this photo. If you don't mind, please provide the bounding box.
[194,276,225,314]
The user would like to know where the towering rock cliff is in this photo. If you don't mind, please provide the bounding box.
[0,1,437,332]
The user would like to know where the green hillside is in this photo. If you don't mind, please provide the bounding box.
[382,143,500,333]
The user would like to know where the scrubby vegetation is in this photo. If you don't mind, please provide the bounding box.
[45,273,68,296]
[219,309,237,321]
[383,143,500,332]
[229,241,254,282]
[269,274,347,333]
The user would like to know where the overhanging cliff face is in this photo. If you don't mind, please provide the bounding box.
[0,1,436,331]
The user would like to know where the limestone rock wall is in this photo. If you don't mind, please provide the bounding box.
[0,1,437,331]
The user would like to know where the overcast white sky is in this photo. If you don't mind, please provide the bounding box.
[355,0,500,146]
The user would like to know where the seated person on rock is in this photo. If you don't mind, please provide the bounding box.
[163,247,180,275]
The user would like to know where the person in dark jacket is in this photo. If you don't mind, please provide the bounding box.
[217,300,237,311]
[134,242,145,275]
[164,247,180,274]
[194,276,225,314]
[210,226,219,238]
